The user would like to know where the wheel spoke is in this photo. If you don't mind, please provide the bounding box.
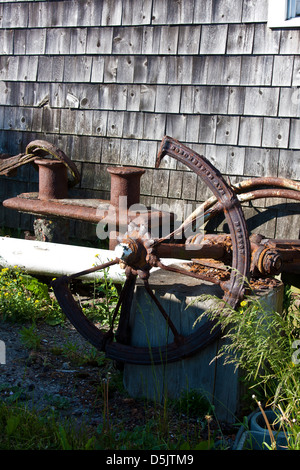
[114,271,137,344]
[143,279,183,344]
[67,258,119,280]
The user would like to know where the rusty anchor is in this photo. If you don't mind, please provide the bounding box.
[2,136,300,364]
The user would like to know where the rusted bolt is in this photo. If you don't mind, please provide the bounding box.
[261,250,283,276]
[107,166,145,209]
[35,159,68,200]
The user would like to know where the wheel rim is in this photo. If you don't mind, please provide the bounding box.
[52,136,251,364]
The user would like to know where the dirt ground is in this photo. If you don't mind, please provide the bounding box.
[0,318,238,448]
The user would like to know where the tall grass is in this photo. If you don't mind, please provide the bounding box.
[192,283,300,449]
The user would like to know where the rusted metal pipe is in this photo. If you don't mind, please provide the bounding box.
[107,166,146,249]
[35,159,68,200]
[107,166,145,209]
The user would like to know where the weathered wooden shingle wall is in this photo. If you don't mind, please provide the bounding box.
[0,0,299,239]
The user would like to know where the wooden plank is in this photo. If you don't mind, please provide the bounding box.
[216,116,239,145]
[150,169,170,197]
[182,170,197,200]
[64,56,92,83]
[0,29,14,55]
[18,56,38,82]
[92,110,108,136]
[278,149,300,179]
[262,118,290,148]
[2,2,28,28]
[193,86,229,115]
[292,56,300,86]
[243,147,279,177]
[99,84,127,111]
[178,25,201,55]
[185,115,200,143]
[116,56,135,83]
[132,56,148,83]
[51,57,65,83]
[240,56,273,86]
[168,169,183,199]
[193,0,212,23]
[137,140,157,168]
[151,0,168,24]
[191,56,209,85]
[45,28,71,55]
[86,27,113,54]
[206,56,242,86]
[166,114,187,142]
[226,24,254,54]
[155,85,181,113]
[122,111,144,139]
[275,211,300,239]
[198,115,217,144]
[28,2,49,28]
[101,138,121,165]
[180,86,195,113]
[168,56,193,84]
[72,83,101,110]
[139,84,156,112]
[289,119,300,150]
[112,26,143,55]
[69,28,87,55]
[78,1,103,27]
[126,85,141,111]
[200,25,228,54]
[107,111,124,138]
[278,88,300,118]
[272,56,294,86]
[243,87,279,116]
[91,56,105,82]
[139,170,153,198]
[103,56,119,82]
[166,0,195,24]
[280,30,300,55]
[0,81,13,106]
[41,107,60,134]
[241,0,268,23]
[0,56,18,81]
[49,82,63,108]
[253,24,280,54]
[238,117,263,147]
[141,26,161,55]
[121,0,152,25]
[212,0,242,23]
[228,86,246,114]
[101,0,123,25]
[119,138,138,165]
[60,108,77,135]
[159,26,179,55]
[142,113,166,140]
[204,143,227,174]
[225,146,245,175]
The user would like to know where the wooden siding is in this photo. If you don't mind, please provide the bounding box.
[0,0,299,240]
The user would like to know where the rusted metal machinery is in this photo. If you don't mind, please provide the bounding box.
[2,136,300,365]
[1,140,168,247]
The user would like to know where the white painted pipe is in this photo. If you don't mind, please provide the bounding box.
[0,236,125,283]
[0,237,183,283]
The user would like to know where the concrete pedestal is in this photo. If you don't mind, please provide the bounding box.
[123,266,284,423]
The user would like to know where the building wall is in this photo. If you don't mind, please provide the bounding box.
[0,0,299,240]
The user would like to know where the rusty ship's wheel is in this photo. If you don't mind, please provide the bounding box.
[52,136,251,364]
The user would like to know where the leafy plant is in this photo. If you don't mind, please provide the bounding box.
[19,324,42,350]
[80,267,119,328]
[191,283,300,449]
[0,266,63,324]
